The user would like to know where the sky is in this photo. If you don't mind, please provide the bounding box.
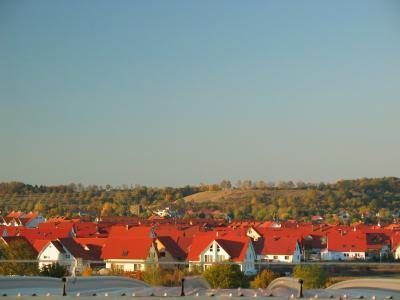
[1,1,400,187]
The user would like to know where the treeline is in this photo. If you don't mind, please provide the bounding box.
[216,177,400,223]
[0,183,201,217]
[0,177,399,222]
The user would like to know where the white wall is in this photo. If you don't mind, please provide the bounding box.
[321,249,365,260]
[257,242,301,263]
[394,246,400,260]
[38,242,87,274]
[105,260,146,271]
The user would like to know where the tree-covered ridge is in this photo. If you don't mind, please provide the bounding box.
[0,177,399,223]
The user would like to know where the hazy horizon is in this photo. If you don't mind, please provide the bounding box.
[1,1,400,186]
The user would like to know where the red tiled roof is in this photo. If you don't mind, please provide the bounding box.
[187,232,251,262]
[101,237,154,260]
[254,236,298,256]
[326,231,367,252]
[74,222,98,237]
[108,225,153,238]
[32,239,51,253]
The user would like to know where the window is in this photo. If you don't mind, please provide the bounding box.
[204,255,213,262]
[65,254,70,259]
[285,256,290,260]
[134,264,141,271]
[273,256,278,260]
[159,251,166,257]
[122,250,129,257]
[216,245,220,252]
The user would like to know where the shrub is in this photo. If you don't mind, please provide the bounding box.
[141,266,163,286]
[40,263,69,278]
[250,269,279,289]
[293,265,328,289]
[161,269,185,287]
[203,264,244,288]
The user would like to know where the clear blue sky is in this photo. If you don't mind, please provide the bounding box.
[1,1,400,187]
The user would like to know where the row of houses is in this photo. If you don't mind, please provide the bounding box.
[1,216,400,276]
[0,211,46,228]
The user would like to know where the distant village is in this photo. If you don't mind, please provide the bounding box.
[1,210,400,276]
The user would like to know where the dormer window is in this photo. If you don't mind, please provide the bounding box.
[122,250,129,256]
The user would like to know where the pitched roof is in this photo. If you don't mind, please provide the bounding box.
[157,236,187,260]
[326,231,367,252]
[254,236,299,256]
[187,232,251,262]
[108,225,153,238]
[32,239,52,253]
[59,238,97,260]
[216,238,250,262]
[101,237,154,260]
[50,240,66,253]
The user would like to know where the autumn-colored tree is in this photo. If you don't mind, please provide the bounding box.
[101,202,113,216]
[250,269,278,288]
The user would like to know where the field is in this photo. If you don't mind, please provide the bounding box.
[183,189,308,203]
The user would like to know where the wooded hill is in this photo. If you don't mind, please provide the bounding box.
[0,177,399,223]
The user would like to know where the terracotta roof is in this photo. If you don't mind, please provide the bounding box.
[326,231,367,252]
[101,237,154,260]
[254,236,299,256]
[32,239,51,253]
[187,232,251,262]
[74,222,98,237]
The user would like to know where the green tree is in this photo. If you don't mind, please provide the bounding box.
[293,265,328,289]
[203,264,244,288]
[40,263,69,278]
[250,269,278,288]
[0,239,39,275]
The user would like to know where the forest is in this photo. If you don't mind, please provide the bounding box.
[0,177,399,224]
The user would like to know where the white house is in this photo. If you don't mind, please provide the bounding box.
[37,238,96,274]
[1,211,46,228]
[21,212,47,228]
[254,236,301,263]
[320,231,367,261]
[188,233,257,275]
[101,237,159,272]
